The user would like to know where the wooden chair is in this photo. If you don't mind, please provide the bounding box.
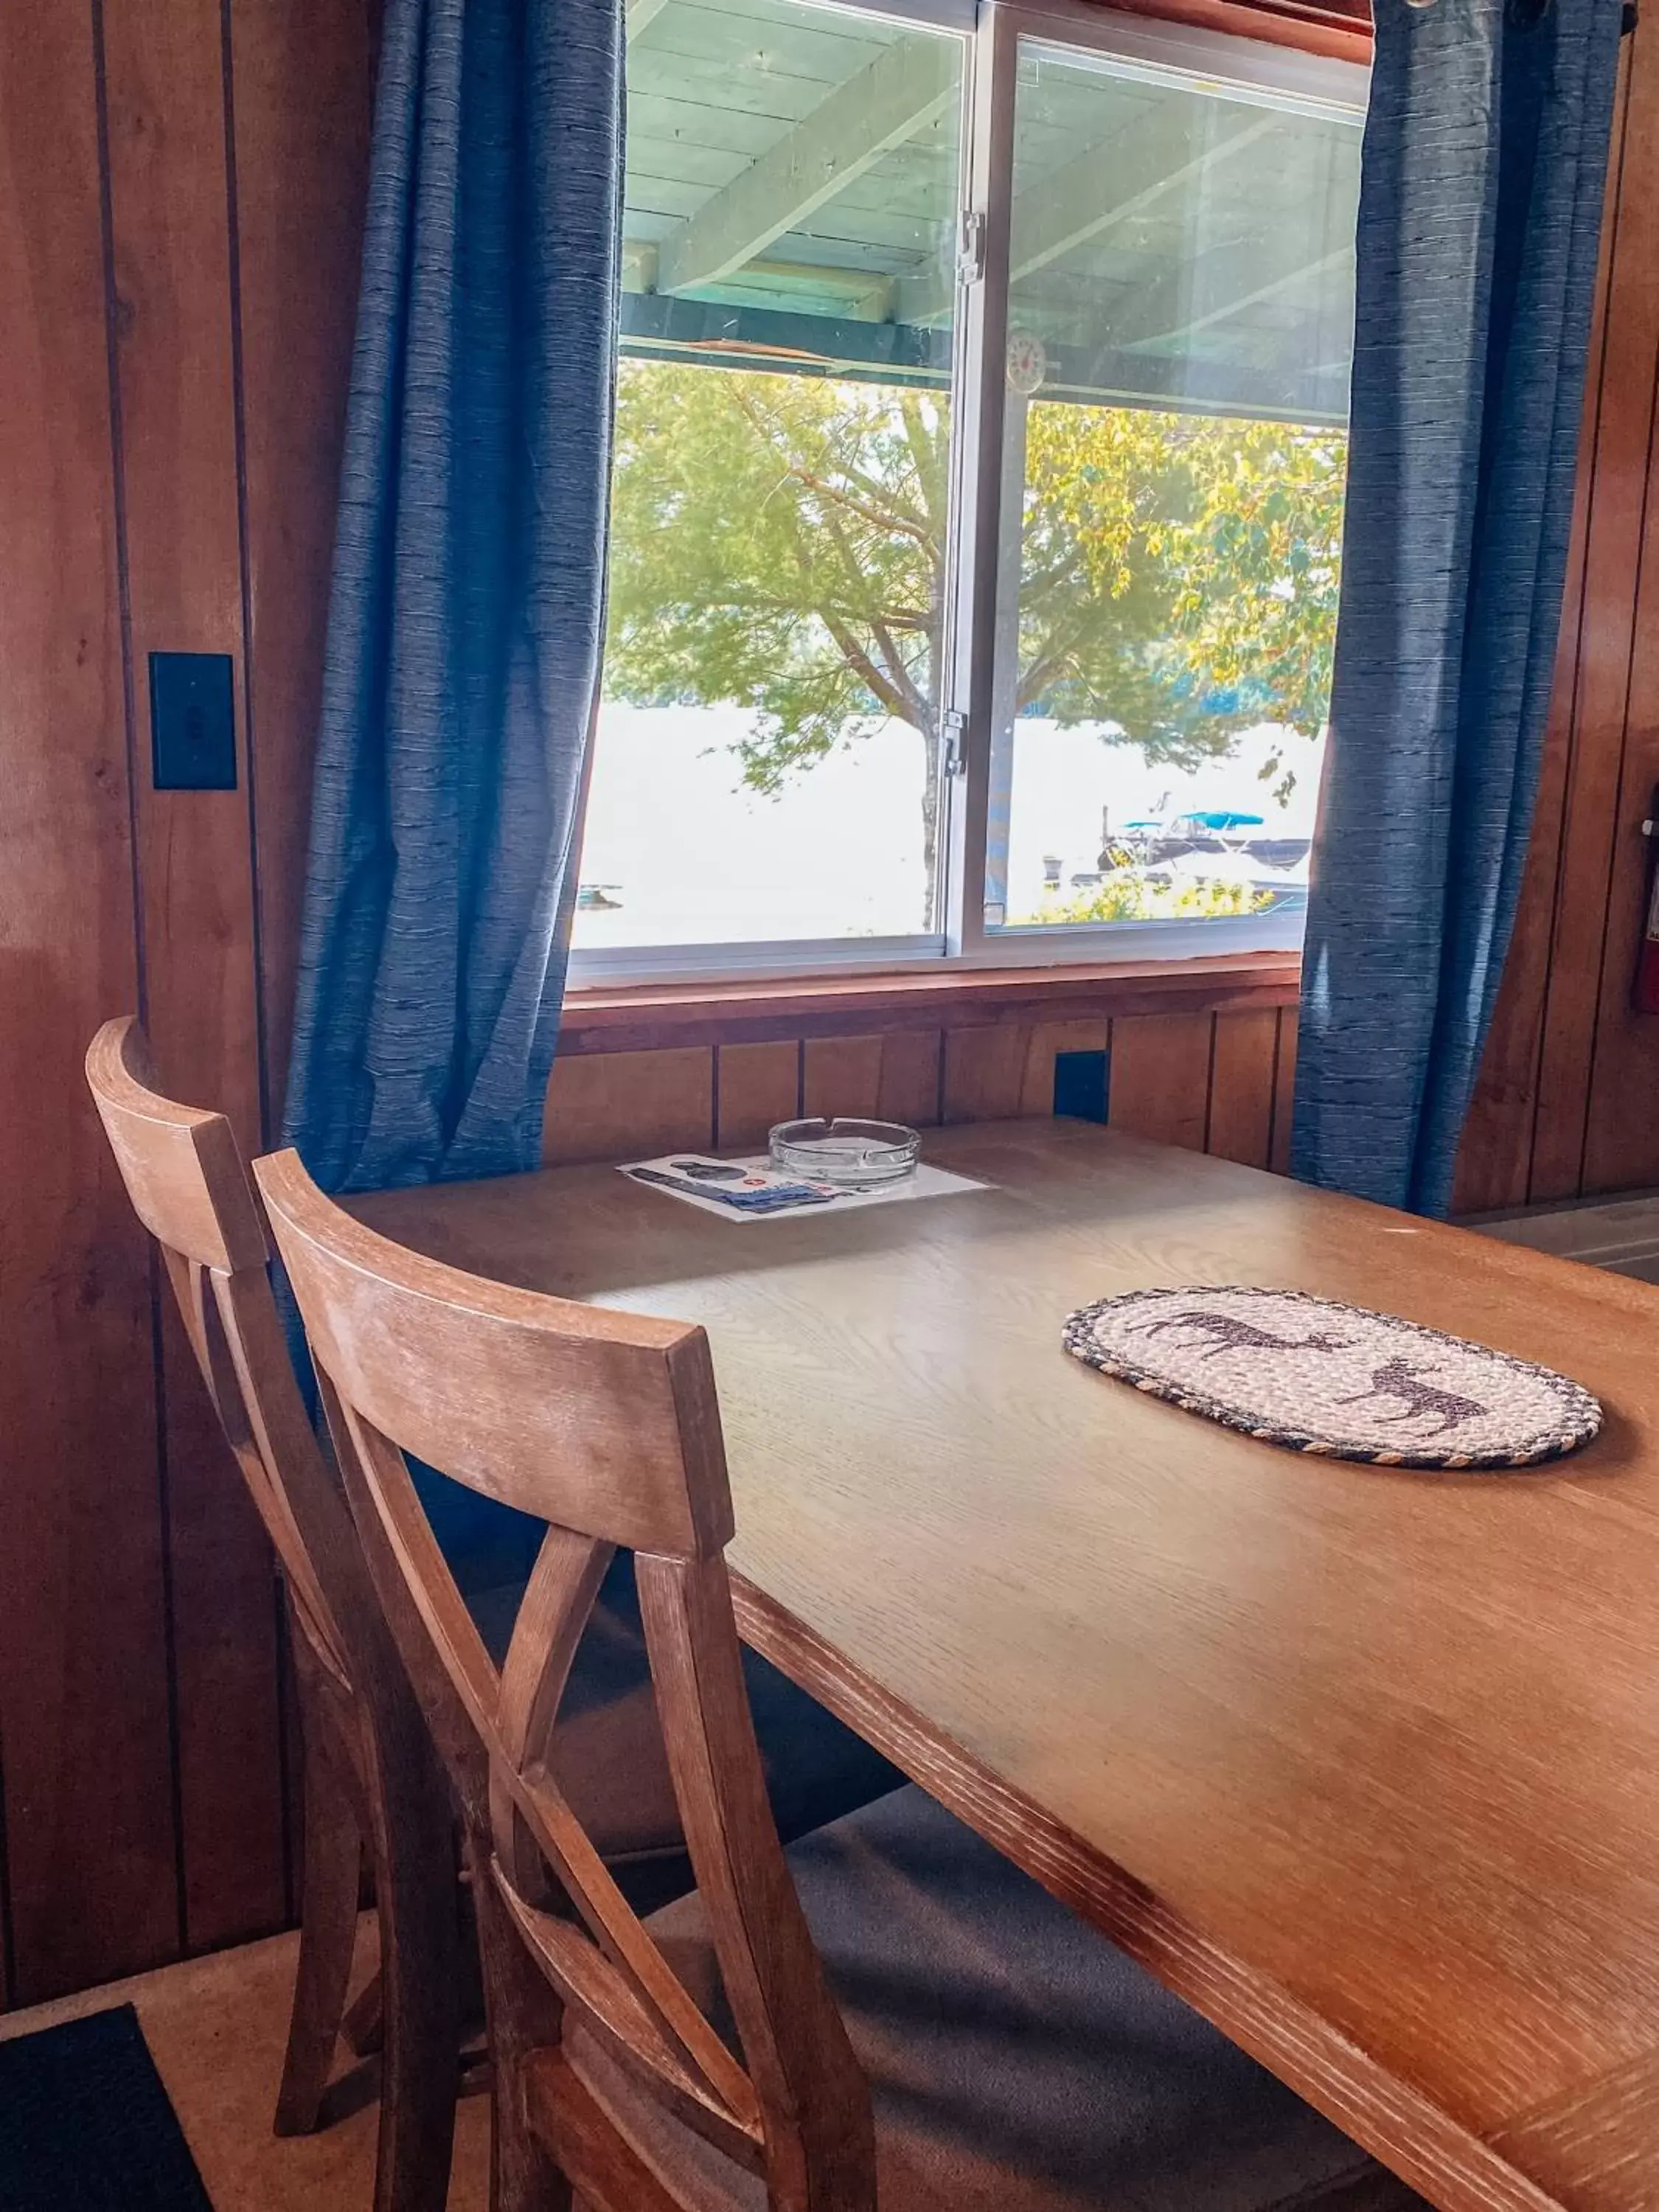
[257,1141,1430,2212]
[86,1018,461,2212]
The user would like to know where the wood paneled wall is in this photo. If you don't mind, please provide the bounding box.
[0,0,378,2006]
[544,999,1301,1175]
[1457,22,1659,1214]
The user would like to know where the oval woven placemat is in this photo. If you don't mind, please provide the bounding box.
[1062,1287,1601,1469]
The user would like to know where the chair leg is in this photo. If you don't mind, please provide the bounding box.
[364,1686,465,2212]
[275,1690,364,2137]
[473,1854,571,2212]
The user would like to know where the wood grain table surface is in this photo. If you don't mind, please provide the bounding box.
[352,1119,1659,2212]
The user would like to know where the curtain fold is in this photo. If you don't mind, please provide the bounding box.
[1292,0,1624,1217]
[281,0,622,1196]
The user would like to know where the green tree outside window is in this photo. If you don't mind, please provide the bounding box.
[604,360,1346,923]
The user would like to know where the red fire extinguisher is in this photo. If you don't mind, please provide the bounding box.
[1636,783,1659,1014]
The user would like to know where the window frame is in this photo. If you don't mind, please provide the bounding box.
[570,0,1368,992]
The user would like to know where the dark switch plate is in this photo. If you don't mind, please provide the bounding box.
[149,652,237,790]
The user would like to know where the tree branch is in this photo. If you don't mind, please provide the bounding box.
[732,381,934,547]
[1016,618,1098,712]
[839,462,931,541]
[899,393,946,535]
[813,508,931,641]
[793,463,933,547]
[823,613,923,732]
[871,619,931,731]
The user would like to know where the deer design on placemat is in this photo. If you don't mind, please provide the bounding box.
[1336,1357,1486,1439]
[1135,1309,1355,1361]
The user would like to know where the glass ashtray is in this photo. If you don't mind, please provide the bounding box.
[768,1117,921,1186]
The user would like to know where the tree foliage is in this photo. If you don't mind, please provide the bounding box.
[604,359,1346,848]
[1032,859,1273,926]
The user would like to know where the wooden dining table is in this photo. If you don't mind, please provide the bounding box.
[353,1116,1659,2212]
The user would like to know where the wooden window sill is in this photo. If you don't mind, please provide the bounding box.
[557,952,1302,1054]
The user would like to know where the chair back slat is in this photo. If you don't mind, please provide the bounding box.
[161,1247,343,1677]
[255,1146,877,2212]
[499,1888,767,2174]
[636,1552,877,2207]
[327,1385,762,2133]
[84,1019,362,1687]
[493,1523,617,1900]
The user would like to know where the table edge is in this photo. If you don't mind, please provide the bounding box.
[728,1572,1566,2212]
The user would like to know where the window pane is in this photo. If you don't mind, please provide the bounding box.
[577,0,964,952]
[987,40,1361,936]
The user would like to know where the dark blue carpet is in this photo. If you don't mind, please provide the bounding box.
[0,2004,212,2210]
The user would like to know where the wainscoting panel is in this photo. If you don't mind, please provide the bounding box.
[1206,1009,1280,1170]
[714,1041,802,1150]
[0,0,181,2006]
[543,1001,1307,1177]
[1107,1014,1213,1151]
[543,1046,717,1164]
[0,0,380,2005]
[801,1030,944,1126]
[104,0,290,1961]
[1457,26,1659,1211]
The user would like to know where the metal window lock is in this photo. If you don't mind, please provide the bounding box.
[956,211,986,287]
[942,710,968,775]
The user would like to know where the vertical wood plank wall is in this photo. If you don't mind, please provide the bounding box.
[1456,21,1659,1214]
[543,1003,1303,1175]
[0,0,378,2005]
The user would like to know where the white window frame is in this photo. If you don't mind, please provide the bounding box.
[570,0,1367,991]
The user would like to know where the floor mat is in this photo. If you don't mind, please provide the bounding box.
[0,2003,212,2210]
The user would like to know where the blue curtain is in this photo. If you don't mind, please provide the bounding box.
[1293,0,1623,1216]
[281,0,622,1197]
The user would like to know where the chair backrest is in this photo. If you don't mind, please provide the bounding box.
[254,1144,876,2211]
[84,1018,366,1691]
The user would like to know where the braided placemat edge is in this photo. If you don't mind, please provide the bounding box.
[1062,1286,1603,1472]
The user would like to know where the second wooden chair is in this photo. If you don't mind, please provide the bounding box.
[87,1016,461,2212]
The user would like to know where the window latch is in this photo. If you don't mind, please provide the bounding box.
[956,211,986,288]
[942,709,967,776]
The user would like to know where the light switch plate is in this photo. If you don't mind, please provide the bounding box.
[149,652,237,791]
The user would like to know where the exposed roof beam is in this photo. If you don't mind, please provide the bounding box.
[626,0,671,41]
[895,100,1278,330]
[658,35,958,296]
[617,291,1350,424]
[1110,235,1355,355]
[621,288,948,383]
[726,260,898,321]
